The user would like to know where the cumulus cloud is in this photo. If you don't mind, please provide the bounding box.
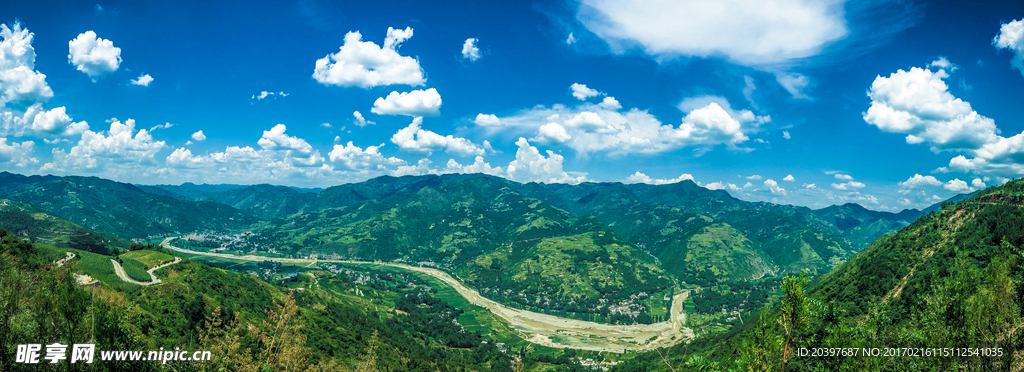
[68,31,121,80]
[570,83,601,100]
[943,178,972,192]
[371,88,442,117]
[461,38,481,61]
[258,124,314,154]
[1,22,89,139]
[899,173,942,188]
[599,96,621,110]
[764,179,786,195]
[0,23,53,106]
[783,131,791,139]
[864,64,999,153]
[746,174,762,180]
[313,27,424,88]
[444,156,503,176]
[506,137,585,183]
[43,119,166,172]
[566,33,576,45]
[972,178,986,189]
[0,138,37,167]
[165,125,327,183]
[533,122,572,145]
[625,171,694,185]
[350,111,374,127]
[993,19,1024,76]
[783,174,795,182]
[834,174,853,181]
[329,141,405,170]
[474,113,501,126]
[575,0,848,66]
[390,117,485,156]
[130,73,153,86]
[867,60,1024,177]
[491,93,764,156]
[191,130,206,141]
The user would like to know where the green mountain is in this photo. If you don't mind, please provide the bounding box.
[615,179,1024,371]
[0,176,256,239]
[0,199,128,254]
[0,231,576,371]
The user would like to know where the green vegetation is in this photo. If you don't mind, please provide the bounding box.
[610,179,1024,371]
[120,249,174,269]
[0,176,255,239]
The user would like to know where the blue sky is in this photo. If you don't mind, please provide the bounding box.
[2,0,1024,211]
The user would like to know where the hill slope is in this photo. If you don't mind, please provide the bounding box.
[0,176,256,239]
[616,179,1024,371]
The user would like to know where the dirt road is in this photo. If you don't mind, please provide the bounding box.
[111,256,181,286]
[161,238,694,352]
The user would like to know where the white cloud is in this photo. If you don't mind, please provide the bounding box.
[487,96,762,156]
[803,183,816,189]
[149,122,173,131]
[166,125,326,181]
[474,113,501,126]
[783,131,791,139]
[130,73,153,86]
[993,19,1024,76]
[927,56,958,72]
[444,156,503,176]
[834,174,853,181]
[312,27,425,88]
[764,179,786,195]
[570,83,600,100]
[252,91,288,100]
[783,174,795,182]
[864,65,999,153]
[867,61,1024,178]
[461,38,481,61]
[775,72,811,99]
[329,141,405,170]
[0,138,37,167]
[371,88,442,117]
[321,123,332,128]
[506,137,585,184]
[68,31,121,80]
[899,173,942,188]
[944,178,973,192]
[971,178,986,189]
[353,111,375,127]
[0,23,89,139]
[565,111,612,133]
[599,96,621,110]
[831,180,864,190]
[0,22,53,106]
[576,0,848,66]
[566,33,576,45]
[625,171,694,185]
[533,122,572,145]
[390,117,485,156]
[43,119,166,172]
[191,130,206,141]
[746,174,762,180]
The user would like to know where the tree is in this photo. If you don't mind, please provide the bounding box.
[777,271,809,372]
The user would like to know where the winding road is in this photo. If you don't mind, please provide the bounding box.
[110,256,181,286]
[160,238,694,352]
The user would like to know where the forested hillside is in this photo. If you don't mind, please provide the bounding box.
[613,179,1024,371]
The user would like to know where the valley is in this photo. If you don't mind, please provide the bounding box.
[160,237,696,352]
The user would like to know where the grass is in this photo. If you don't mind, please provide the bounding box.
[120,250,174,268]
[36,244,140,292]
[119,256,151,282]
